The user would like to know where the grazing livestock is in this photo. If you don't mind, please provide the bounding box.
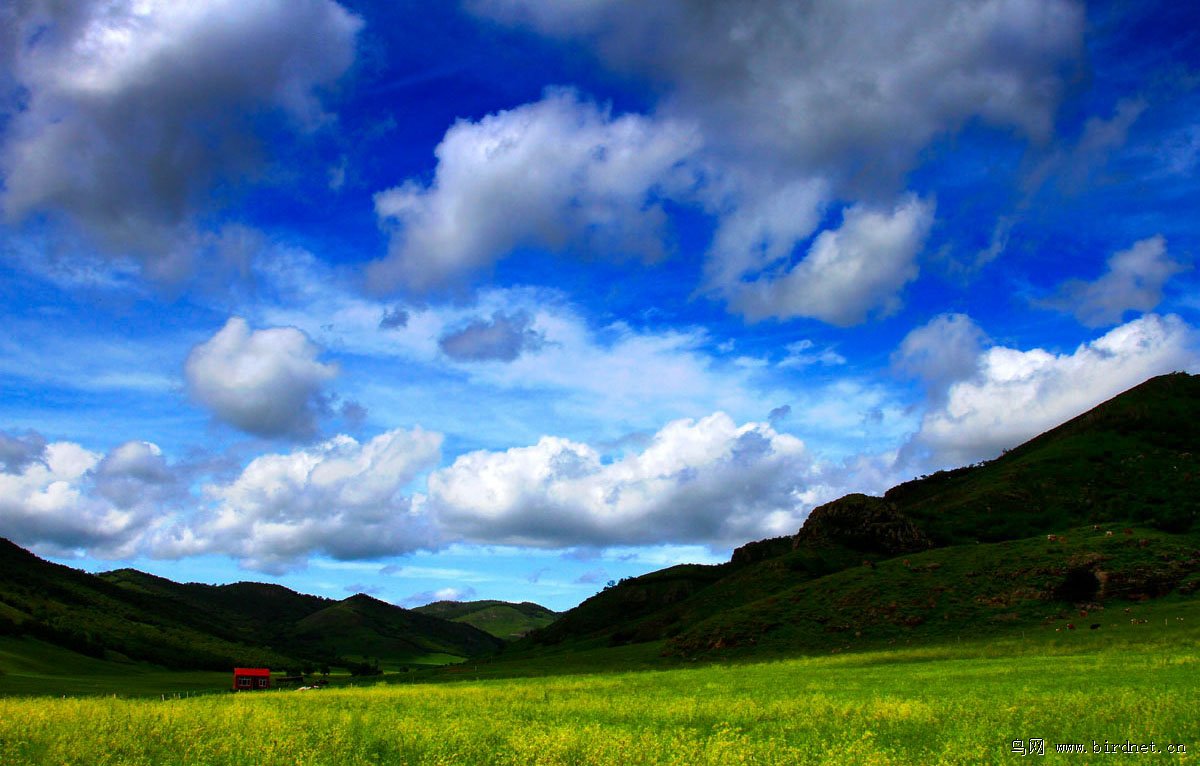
[1105,530,1114,537]
[1090,624,1101,630]
[1066,623,1075,630]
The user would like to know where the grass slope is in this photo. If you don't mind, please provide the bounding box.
[887,371,1200,542]
[413,600,559,639]
[0,539,290,670]
[669,526,1200,657]
[514,373,1200,658]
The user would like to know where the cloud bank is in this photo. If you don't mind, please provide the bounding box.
[428,412,816,548]
[910,314,1198,466]
[155,428,442,572]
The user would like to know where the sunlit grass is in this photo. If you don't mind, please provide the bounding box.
[2,638,1196,765]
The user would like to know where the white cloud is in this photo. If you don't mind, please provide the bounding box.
[463,1,1083,322]
[701,177,829,291]
[155,428,443,572]
[185,318,339,439]
[92,440,178,509]
[236,247,914,459]
[778,340,846,369]
[371,0,1082,325]
[1042,236,1188,327]
[0,435,176,557]
[726,196,936,325]
[368,89,700,292]
[245,250,782,439]
[1,0,361,276]
[893,313,989,397]
[428,412,818,548]
[471,0,1083,186]
[911,314,1199,466]
[401,586,476,607]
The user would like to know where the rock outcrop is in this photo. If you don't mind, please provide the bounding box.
[794,494,932,555]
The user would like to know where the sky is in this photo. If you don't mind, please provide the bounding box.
[0,0,1198,611]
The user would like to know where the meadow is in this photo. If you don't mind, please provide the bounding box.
[2,625,1198,766]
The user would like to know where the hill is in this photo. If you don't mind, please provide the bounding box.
[290,594,504,663]
[0,543,502,673]
[507,372,1200,659]
[413,600,558,639]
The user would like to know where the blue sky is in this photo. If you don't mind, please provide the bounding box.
[1,0,1198,611]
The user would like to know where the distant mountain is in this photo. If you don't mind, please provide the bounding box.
[413,600,559,639]
[0,544,503,671]
[509,372,1200,658]
[290,593,504,661]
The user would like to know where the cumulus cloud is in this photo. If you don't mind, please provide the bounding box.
[0,0,361,275]
[185,318,339,439]
[1041,236,1188,327]
[726,196,936,325]
[472,0,1083,186]
[0,436,178,556]
[910,314,1199,467]
[368,0,1084,323]
[439,311,544,362]
[428,412,817,548]
[93,441,179,509]
[154,428,443,572]
[0,430,47,474]
[455,1,1085,322]
[367,89,700,292]
[893,313,989,397]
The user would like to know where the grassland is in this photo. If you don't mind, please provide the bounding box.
[2,625,1198,765]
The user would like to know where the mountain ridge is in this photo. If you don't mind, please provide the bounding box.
[0,544,509,671]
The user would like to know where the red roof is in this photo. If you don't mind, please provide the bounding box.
[233,668,271,676]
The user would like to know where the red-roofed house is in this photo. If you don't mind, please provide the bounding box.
[232,667,271,691]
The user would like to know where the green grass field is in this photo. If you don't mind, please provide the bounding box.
[2,625,1197,765]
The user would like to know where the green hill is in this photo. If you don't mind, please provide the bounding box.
[413,600,559,639]
[0,539,290,670]
[886,371,1200,542]
[4,372,1197,681]
[507,372,1200,660]
[291,594,504,663]
[0,543,503,674]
